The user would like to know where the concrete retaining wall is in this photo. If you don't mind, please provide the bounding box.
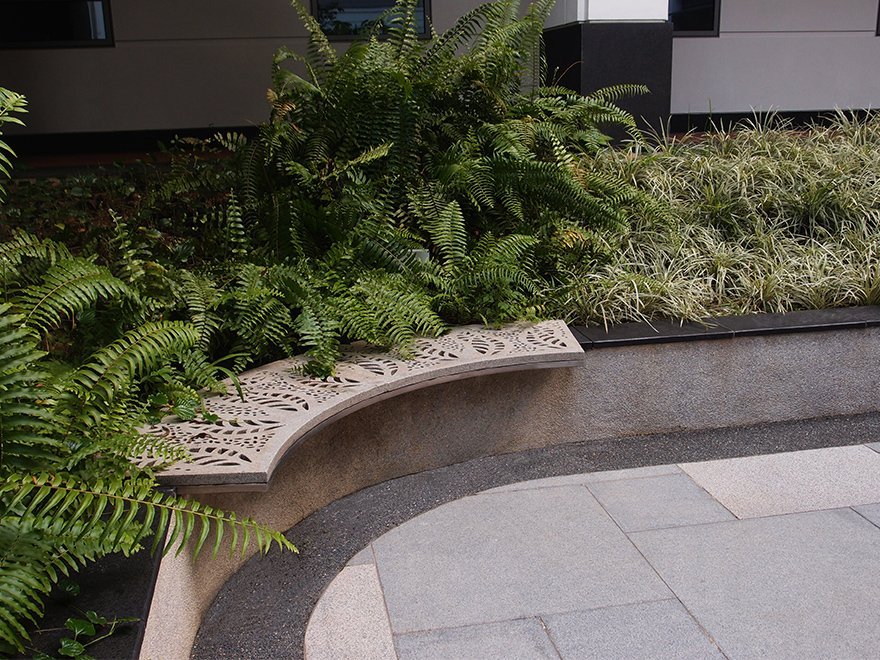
[140,325,880,659]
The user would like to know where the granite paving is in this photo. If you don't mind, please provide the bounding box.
[305,443,880,659]
[192,413,880,659]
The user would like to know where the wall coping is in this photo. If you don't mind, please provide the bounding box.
[142,320,584,492]
[571,306,880,348]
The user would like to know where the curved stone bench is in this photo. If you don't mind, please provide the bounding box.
[145,321,584,492]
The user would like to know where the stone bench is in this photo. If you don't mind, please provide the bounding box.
[145,320,585,492]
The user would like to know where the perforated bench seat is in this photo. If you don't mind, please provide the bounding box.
[143,321,584,492]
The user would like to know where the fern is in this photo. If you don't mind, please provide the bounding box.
[14,259,130,335]
[0,88,26,203]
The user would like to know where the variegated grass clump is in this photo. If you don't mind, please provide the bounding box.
[554,112,880,326]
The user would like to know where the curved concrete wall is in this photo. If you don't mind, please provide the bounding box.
[140,326,880,659]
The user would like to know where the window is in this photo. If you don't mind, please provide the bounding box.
[314,0,428,37]
[669,0,720,36]
[0,0,112,48]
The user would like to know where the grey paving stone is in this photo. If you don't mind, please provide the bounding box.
[347,545,374,566]
[679,445,880,518]
[394,618,558,660]
[481,464,681,494]
[303,564,395,660]
[866,442,880,455]
[544,600,724,660]
[589,473,735,532]
[372,487,671,633]
[853,502,880,528]
[630,509,880,659]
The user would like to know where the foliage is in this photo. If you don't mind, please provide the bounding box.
[0,88,26,202]
[0,292,295,654]
[552,112,880,325]
[0,116,295,656]
[236,0,651,369]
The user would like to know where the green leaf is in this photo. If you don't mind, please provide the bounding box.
[58,638,85,657]
[84,610,107,625]
[65,618,96,637]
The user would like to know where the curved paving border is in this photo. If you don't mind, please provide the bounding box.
[144,321,582,490]
[192,412,880,659]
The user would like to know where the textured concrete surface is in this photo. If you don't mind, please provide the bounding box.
[303,565,394,660]
[588,473,735,532]
[680,445,880,518]
[189,414,880,659]
[543,600,725,660]
[854,502,880,528]
[300,444,880,660]
[482,463,682,493]
[371,487,670,632]
[631,509,880,659]
[394,619,559,660]
[148,325,880,659]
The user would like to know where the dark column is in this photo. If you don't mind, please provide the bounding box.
[544,21,673,132]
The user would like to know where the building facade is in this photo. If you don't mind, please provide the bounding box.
[1,0,878,140]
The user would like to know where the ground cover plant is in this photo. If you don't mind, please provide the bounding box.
[551,113,880,325]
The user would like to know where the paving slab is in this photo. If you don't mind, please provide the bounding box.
[866,442,880,455]
[371,487,671,633]
[630,509,880,659]
[853,502,880,528]
[481,464,681,493]
[303,564,394,660]
[679,445,880,518]
[394,619,558,660]
[544,600,724,660]
[347,546,374,566]
[589,473,735,532]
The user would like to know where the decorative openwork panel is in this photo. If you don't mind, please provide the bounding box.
[143,321,583,490]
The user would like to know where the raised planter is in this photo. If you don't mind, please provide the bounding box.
[138,309,880,660]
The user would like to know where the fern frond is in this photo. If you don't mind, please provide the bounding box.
[0,305,59,471]
[68,321,199,427]
[14,259,130,335]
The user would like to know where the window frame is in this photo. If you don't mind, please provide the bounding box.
[0,0,114,49]
[670,0,721,38]
[311,0,432,40]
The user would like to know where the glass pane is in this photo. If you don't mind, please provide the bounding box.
[669,0,716,32]
[0,0,111,45]
[316,0,427,36]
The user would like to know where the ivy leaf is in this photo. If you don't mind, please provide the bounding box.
[65,618,96,637]
[84,610,107,625]
[58,638,85,657]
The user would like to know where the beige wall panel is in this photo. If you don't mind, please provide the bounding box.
[111,0,308,41]
[672,32,880,113]
[429,0,484,32]
[720,0,879,33]
[0,38,309,134]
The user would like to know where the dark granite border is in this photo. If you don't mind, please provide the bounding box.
[192,411,880,659]
[571,306,880,349]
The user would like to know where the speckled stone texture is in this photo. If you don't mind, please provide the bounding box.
[680,444,880,517]
[145,325,880,659]
[188,419,880,660]
[303,446,880,660]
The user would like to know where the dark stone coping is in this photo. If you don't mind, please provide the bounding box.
[570,306,880,349]
[192,412,880,660]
